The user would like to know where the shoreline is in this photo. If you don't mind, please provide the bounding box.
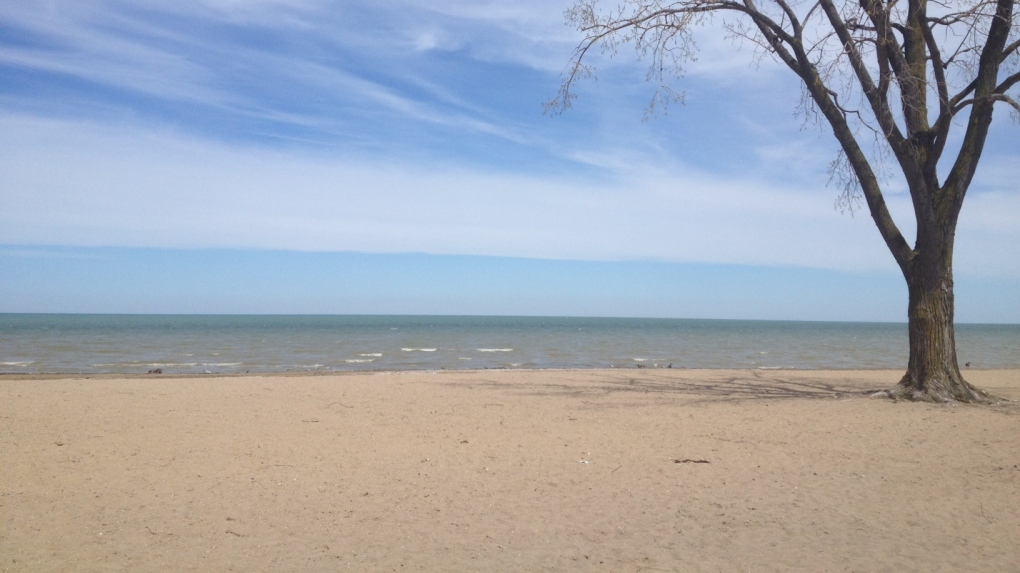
[1,365,1013,380]
[3,368,1018,571]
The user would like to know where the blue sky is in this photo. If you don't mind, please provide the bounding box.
[1,1,1018,321]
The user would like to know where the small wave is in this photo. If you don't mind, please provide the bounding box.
[402,348,437,352]
[359,353,382,357]
[1,361,34,366]
[202,362,241,367]
[477,348,513,352]
[93,362,198,368]
[345,359,375,363]
[757,366,782,370]
[459,357,472,360]
[632,358,648,362]
[508,363,523,367]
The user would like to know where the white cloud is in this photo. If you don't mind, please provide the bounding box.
[7,113,1015,277]
[2,1,1016,284]
[0,0,549,144]
[402,0,579,68]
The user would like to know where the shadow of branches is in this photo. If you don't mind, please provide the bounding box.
[445,369,890,405]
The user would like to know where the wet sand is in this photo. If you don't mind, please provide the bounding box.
[2,369,1018,571]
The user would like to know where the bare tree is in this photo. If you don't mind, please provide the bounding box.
[551,0,1018,402]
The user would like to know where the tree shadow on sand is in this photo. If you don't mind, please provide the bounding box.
[447,369,892,405]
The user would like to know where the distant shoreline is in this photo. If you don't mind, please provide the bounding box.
[0,366,909,380]
[3,365,1015,380]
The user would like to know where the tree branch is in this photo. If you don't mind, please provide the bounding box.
[788,4,914,270]
[942,0,1015,221]
[998,71,1020,93]
[819,0,904,141]
[1002,38,1020,59]
[993,93,1020,113]
[923,15,953,168]
[773,0,804,34]
[902,0,931,132]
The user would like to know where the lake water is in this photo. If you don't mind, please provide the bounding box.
[2,314,1018,375]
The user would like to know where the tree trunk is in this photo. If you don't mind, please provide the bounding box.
[889,255,992,402]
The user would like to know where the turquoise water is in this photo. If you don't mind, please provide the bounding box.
[1,314,1018,374]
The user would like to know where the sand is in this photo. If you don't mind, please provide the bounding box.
[2,368,1018,572]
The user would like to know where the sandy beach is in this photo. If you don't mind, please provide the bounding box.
[2,368,1018,572]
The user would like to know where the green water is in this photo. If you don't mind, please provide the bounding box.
[2,314,1017,374]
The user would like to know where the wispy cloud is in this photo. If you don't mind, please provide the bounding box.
[1,0,1017,282]
[1,1,555,145]
[8,113,1008,276]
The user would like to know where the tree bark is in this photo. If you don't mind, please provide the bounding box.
[889,252,993,402]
